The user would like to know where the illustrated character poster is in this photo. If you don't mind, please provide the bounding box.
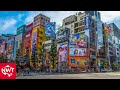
[7,39,14,53]
[58,44,67,62]
[32,32,37,52]
[69,33,88,48]
[45,22,56,37]
[0,41,5,54]
[70,48,87,56]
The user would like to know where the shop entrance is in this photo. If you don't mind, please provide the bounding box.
[90,59,96,72]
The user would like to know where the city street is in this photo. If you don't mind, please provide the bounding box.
[16,72,120,79]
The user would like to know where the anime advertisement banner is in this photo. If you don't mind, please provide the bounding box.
[45,22,56,37]
[69,33,88,48]
[0,41,5,54]
[104,25,112,36]
[57,43,67,62]
[70,57,89,65]
[7,38,14,53]
[56,28,70,43]
[32,32,37,53]
[70,48,87,56]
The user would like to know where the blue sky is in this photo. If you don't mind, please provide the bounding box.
[0,11,120,35]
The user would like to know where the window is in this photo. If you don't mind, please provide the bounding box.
[84,62,87,65]
[70,58,76,64]
[90,51,95,55]
[44,21,46,24]
[109,52,113,55]
[77,61,80,65]
[40,37,42,40]
[80,17,83,21]
[79,22,82,26]
[117,53,119,55]
[41,17,43,20]
[74,23,78,28]
[40,42,42,45]
[117,48,119,51]
[109,47,112,51]
[37,28,39,31]
[74,28,78,33]
[82,21,84,26]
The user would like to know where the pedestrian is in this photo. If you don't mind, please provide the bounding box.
[99,65,102,72]
[27,67,30,74]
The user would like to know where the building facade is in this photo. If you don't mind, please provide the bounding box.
[56,28,70,71]
[6,36,15,62]
[25,23,33,58]
[108,23,120,64]
[16,25,26,63]
[60,11,104,71]
[30,14,50,67]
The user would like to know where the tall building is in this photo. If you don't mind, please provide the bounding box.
[0,39,6,62]
[59,11,104,71]
[56,28,70,71]
[31,14,50,67]
[105,23,120,65]
[85,11,101,20]
[94,12,105,71]
[16,24,26,63]
[42,40,52,68]
[25,23,33,59]
[6,36,16,62]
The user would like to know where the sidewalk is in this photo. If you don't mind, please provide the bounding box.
[17,70,120,77]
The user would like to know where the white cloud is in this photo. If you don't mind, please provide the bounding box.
[18,14,24,20]
[25,11,81,25]
[25,11,120,28]
[100,11,120,23]
[2,18,17,30]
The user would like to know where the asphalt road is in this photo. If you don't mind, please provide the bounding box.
[16,72,120,79]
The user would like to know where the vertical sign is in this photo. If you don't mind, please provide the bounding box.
[32,32,37,53]
[84,16,90,29]
[45,22,56,37]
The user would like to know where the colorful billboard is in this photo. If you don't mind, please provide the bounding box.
[7,38,14,53]
[69,33,88,48]
[25,30,32,48]
[0,41,5,54]
[57,43,67,62]
[69,57,89,69]
[104,25,112,36]
[45,22,56,37]
[70,48,87,56]
[56,28,70,43]
[32,32,37,53]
